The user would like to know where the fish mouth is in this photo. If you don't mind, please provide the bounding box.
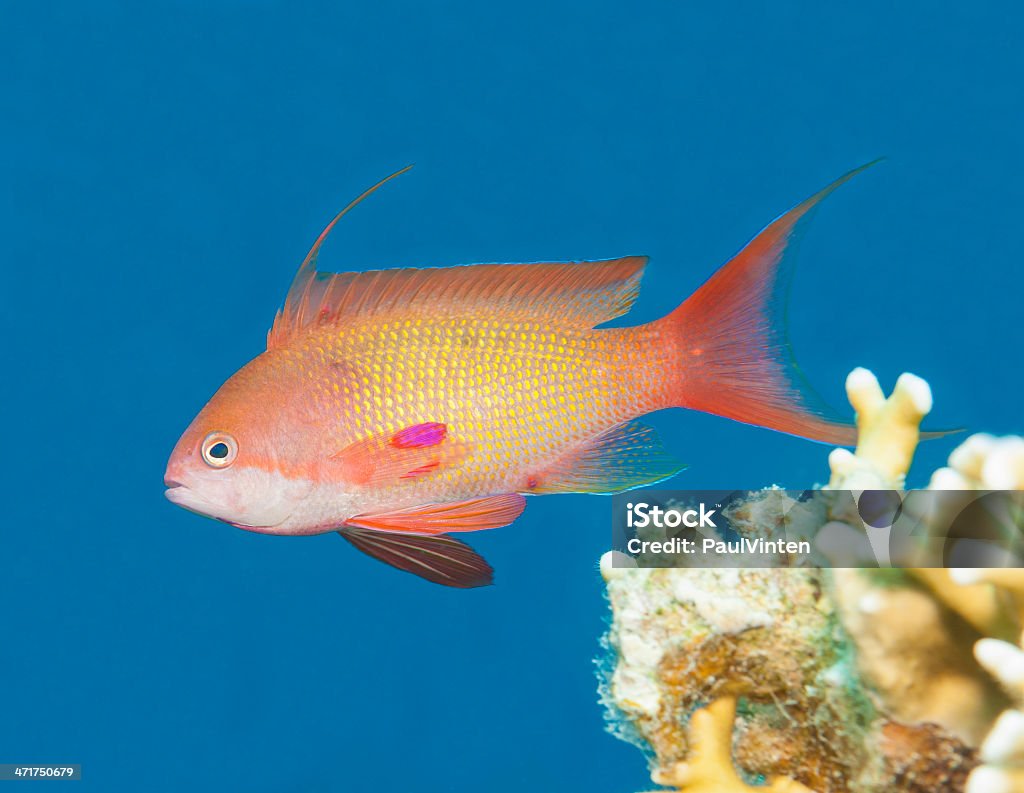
[163,476,275,530]
[162,467,308,533]
[164,477,186,502]
[164,480,226,523]
[163,476,208,511]
[164,480,192,506]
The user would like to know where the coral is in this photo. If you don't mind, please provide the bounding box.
[823,374,1024,791]
[827,368,932,490]
[824,370,1013,748]
[650,697,813,793]
[600,367,1023,792]
[929,433,1024,491]
[829,567,1008,746]
[601,564,882,792]
[951,568,1024,793]
[601,560,978,792]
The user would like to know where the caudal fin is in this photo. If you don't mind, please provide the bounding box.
[658,163,883,446]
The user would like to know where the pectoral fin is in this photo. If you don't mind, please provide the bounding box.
[331,423,466,487]
[531,420,686,494]
[338,528,494,588]
[345,493,527,535]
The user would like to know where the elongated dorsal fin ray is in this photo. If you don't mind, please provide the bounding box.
[267,173,648,349]
[268,165,414,349]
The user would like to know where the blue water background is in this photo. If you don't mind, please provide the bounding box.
[2,3,1021,791]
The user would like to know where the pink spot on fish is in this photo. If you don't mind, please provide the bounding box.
[391,422,447,449]
[526,476,539,490]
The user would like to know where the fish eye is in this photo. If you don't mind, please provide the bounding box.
[201,432,238,468]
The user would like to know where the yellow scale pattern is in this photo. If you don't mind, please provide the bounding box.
[285,310,671,505]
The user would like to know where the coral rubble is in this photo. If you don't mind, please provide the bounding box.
[600,368,1023,792]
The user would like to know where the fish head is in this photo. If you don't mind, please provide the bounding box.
[164,355,317,533]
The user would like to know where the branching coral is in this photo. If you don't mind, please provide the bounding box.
[930,433,1024,491]
[825,376,1024,791]
[601,366,1022,793]
[649,697,813,793]
[826,370,1012,748]
[827,367,932,490]
[952,565,1024,792]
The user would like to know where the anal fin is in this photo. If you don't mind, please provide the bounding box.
[532,420,686,495]
[345,493,527,535]
[338,528,493,588]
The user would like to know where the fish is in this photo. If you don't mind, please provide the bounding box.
[165,164,874,588]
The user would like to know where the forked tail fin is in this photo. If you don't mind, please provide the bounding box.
[657,163,883,446]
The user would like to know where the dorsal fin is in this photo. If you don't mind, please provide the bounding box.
[268,166,413,349]
[267,171,647,349]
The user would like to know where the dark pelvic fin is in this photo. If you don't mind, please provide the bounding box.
[338,527,494,588]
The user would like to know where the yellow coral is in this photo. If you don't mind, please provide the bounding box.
[824,381,1024,791]
[827,367,933,489]
[921,567,1013,640]
[931,433,1024,491]
[959,569,1024,793]
[825,370,1024,753]
[915,435,1024,792]
[650,698,814,793]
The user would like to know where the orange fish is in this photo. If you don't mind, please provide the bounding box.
[165,164,872,587]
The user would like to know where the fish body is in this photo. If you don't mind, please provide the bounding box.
[166,165,871,586]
